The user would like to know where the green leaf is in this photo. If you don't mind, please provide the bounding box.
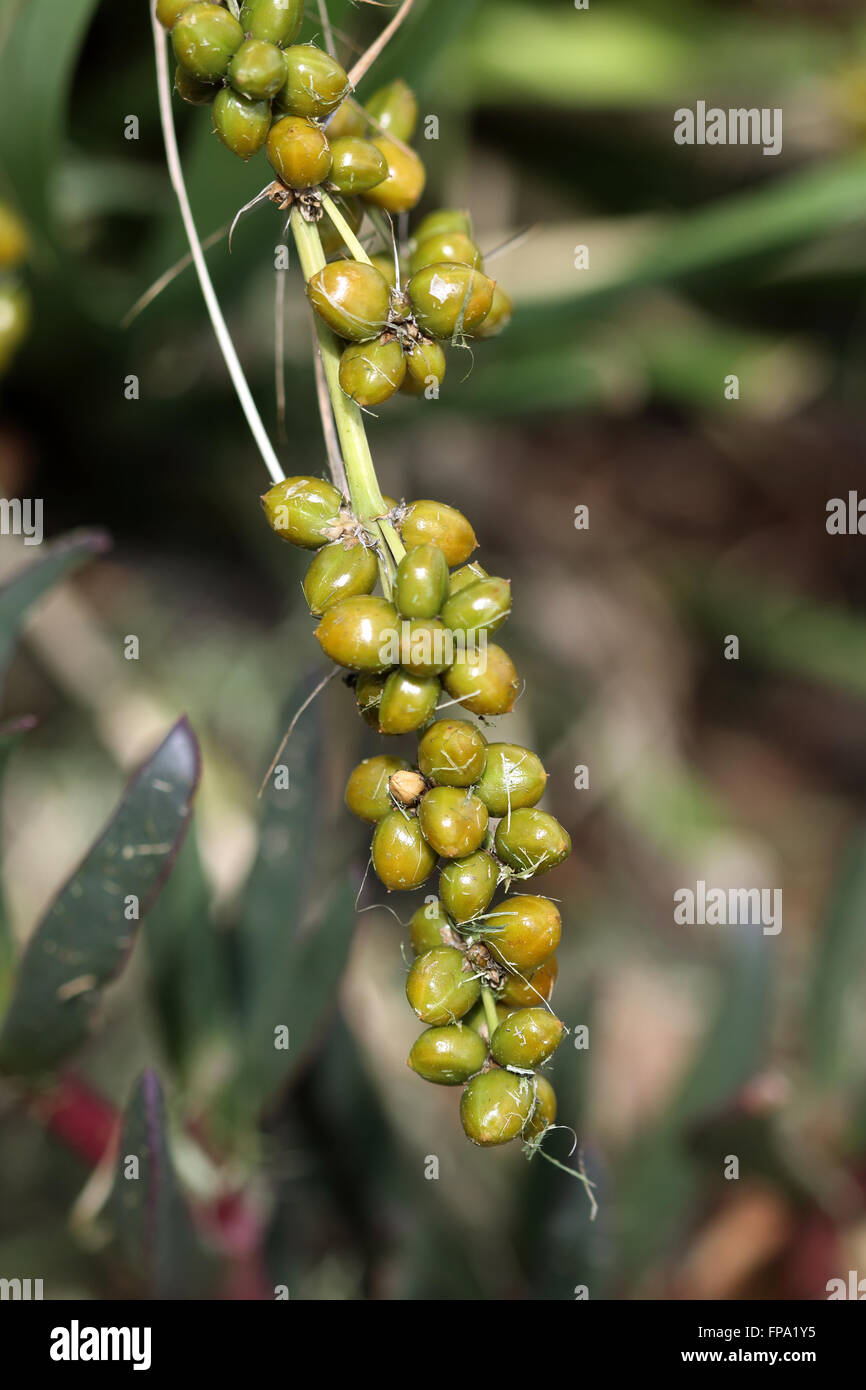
[0,717,200,1077]
[0,715,37,1007]
[108,1069,210,1299]
[360,0,485,91]
[807,828,866,1086]
[0,0,101,244]
[0,529,110,696]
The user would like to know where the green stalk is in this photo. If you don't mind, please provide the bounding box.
[481,985,499,1039]
[290,209,405,592]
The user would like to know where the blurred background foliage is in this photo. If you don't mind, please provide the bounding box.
[0,0,865,1299]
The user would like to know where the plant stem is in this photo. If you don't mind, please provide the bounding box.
[289,209,405,587]
[320,193,373,265]
[150,8,285,486]
[481,986,499,1039]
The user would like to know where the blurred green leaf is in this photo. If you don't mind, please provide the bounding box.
[807,828,866,1086]
[0,529,110,698]
[0,717,200,1077]
[362,0,484,91]
[0,0,100,244]
[108,1069,210,1299]
[0,715,37,1007]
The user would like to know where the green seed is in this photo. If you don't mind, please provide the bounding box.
[440,575,511,636]
[409,898,453,955]
[303,541,378,614]
[409,231,483,276]
[307,260,391,341]
[402,337,446,396]
[413,208,473,243]
[240,0,304,45]
[408,1024,487,1085]
[395,544,450,619]
[439,850,499,924]
[524,1075,557,1141]
[406,945,480,1023]
[474,744,548,818]
[339,337,406,407]
[172,3,243,81]
[377,670,440,735]
[482,895,561,973]
[175,64,218,106]
[362,137,425,213]
[326,99,367,139]
[345,754,410,823]
[490,1008,564,1070]
[261,475,343,547]
[418,786,488,860]
[355,670,390,727]
[460,1069,534,1146]
[397,617,451,676]
[475,285,513,339]
[367,251,405,289]
[443,643,519,717]
[276,44,350,118]
[499,955,559,1008]
[267,114,332,188]
[494,808,571,876]
[314,595,399,671]
[400,500,477,566]
[372,810,437,891]
[364,78,419,142]
[328,136,388,195]
[417,718,487,787]
[448,562,488,596]
[228,38,286,100]
[157,0,200,31]
[213,87,272,158]
[408,263,495,340]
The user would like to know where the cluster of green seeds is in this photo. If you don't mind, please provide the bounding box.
[0,203,30,375]
[161,0,513,408]
[261,478,571,1149]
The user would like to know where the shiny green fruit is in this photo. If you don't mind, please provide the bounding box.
[355,670,389,727]
[339,336,405,406]
[399,500,477,566]
[213,88,271,158]
[395,617,451,676]
[240,0,303,45]
[448,562,488,596]
[303,541,378,614]
[172,3,243,81]
[499,955,558,1008]
[228,38,286,99]
[440,575,511,636]
[175,65,218,105]
[460,1069,534,1146]
[409,898,453,955]
[408,263,495,340]
[418,787,488,860]
[377,670,440,735]
[362,137,425,213]
[364,78,418,142]
[266,114,332,188]
[319,195,363,256]
[372,810,437,892]
[439,850,499,924]
[482,896,561,973]
[328,136,388,195]
[345,754,410,823]
[417,718,487,787]
[326,99,366,139]
[491,1008,564,1070]
[443,643,519,717]
[394,544,449,619]
[401,337,446,396]
[524,1075,557,1141]
[409,231,483,276]
[157,0,202,30]
[406,946,480,1024]
[276,44,350,118]
[307,259,391,341]
[494,809,571,876]
[314,595,399,671]
[261,475,343,547]
[475,285,513,339]
[408,1024,487,1085]
[475,744,548,818]
[413,208,472,243]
